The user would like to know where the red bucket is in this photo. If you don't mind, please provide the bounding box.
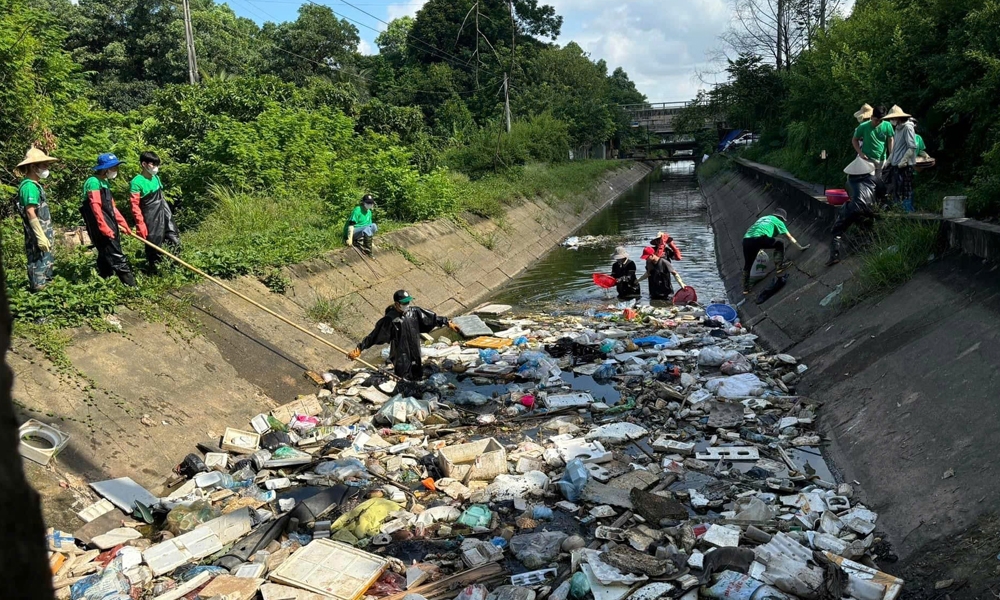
[825,189,849,206]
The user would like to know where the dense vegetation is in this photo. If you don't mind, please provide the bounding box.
[680,0,1000,216]
[0,0,645,327]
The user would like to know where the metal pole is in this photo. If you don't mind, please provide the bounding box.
[182,0,199,84]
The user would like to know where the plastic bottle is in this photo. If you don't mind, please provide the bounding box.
[556,459,588,501]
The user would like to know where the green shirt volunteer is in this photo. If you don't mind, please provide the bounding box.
[854,120,895,162]
[744,215,788,239]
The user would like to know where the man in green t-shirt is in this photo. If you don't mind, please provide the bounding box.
[852,105,895,181]
[741,209,809,295]
[129,151,180,272]
[343,194,377,256]
[13,147,58,291]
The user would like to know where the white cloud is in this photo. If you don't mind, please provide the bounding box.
[387,0,427,21]
[358,38,375,55]
[552,0,732,102]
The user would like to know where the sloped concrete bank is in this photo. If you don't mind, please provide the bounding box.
[703,158,1000,594]
[15,162,653,530]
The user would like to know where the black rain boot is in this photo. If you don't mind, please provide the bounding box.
[353,234,365,250]
[362,234,373,256]
[826,237,842,267]
[741,270,751,295]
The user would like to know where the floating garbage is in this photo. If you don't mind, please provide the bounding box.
[49,299,901,600]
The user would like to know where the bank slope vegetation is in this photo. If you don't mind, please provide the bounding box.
[0,0,645,327]
[681,0,1000,217]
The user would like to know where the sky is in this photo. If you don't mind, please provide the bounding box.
[227,0,832,103]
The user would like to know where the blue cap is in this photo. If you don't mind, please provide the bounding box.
[92,153,121,171]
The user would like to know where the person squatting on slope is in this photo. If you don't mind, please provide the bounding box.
[344,194,377,256]
[741,209,809,295]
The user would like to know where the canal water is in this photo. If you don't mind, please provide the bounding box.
[481,161,836,483]
[494,162,726,309]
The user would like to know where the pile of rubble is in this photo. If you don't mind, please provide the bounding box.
[44,302,903,600]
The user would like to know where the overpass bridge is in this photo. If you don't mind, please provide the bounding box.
[618,101,721,160]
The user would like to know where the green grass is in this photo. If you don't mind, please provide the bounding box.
[3,160,623,340]
[306,298,345,324]
[852,219,940,297]
[697,155,732,180]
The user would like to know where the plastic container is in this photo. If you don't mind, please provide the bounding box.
[825,189,849,205]
[706,303,738,323]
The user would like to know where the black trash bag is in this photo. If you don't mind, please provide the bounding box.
[261,431,293,450]
[176,453,207,479]
[755,274,789,305]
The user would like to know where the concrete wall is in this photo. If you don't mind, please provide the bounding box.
[15,162,652,529]
[702,158,1000,590]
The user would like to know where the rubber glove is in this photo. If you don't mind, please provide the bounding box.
[29,218,51,252]
[346,225,355,247]
[348,347,361,360]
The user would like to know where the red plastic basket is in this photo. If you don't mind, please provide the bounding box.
[825,189,849,206]
[592,273,617,289]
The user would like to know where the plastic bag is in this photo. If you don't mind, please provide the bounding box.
[698,346,742,367]
[593,363,617,381]
[453,391,489,406]
[377,395,431,424]
[290,415,319,433]
[71,568,131,600]
[479,349,501,364]
[315,457,368,480]
[165,501,220,535]
[510,531,569,569]
[721,354,753,375]
[556,459,588,501]
[518,351,549,365]
[455,585,489,600]
[706,373,765,398]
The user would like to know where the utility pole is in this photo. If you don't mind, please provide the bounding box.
[503,73,511,133]
[182,0,199,84]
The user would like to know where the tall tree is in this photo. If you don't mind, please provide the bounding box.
[259,4,360,84]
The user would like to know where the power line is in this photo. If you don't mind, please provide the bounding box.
[170,0,497,96]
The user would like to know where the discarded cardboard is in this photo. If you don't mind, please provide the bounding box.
[465,336,513,350]
[272,395,324,424]
[198,575,264,600]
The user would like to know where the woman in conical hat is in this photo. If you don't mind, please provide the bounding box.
[884,106,918,213]
[13,147,58,291]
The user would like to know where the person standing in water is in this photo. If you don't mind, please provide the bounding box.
[611,246,641,300]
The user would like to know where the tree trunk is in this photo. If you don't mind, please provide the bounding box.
[820,0,827,31]
[0,235,54,599]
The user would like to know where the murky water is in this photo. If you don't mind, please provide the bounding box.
[494,162,726,309]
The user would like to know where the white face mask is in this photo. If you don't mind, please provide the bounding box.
[108,170,118,180]
[38,169,50,180]
[149,166,159,175]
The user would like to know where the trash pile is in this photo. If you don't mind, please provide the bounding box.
[46,302,904,600]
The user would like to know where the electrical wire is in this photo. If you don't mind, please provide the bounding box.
[166,0,498,96]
